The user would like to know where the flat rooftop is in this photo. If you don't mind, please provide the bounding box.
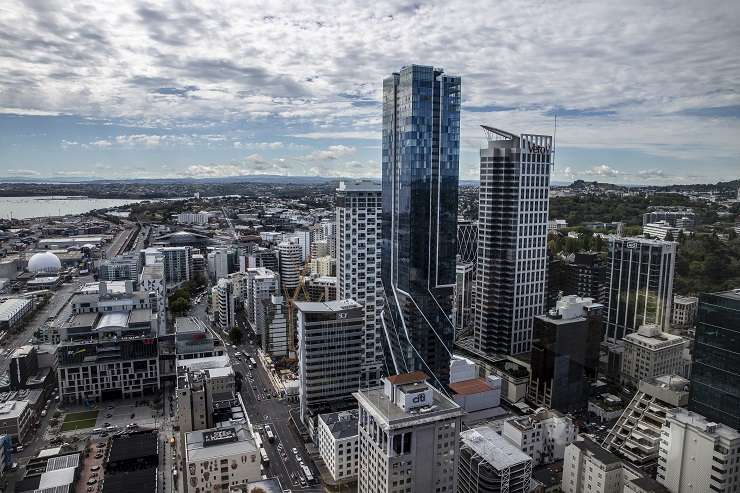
[185,424,256,462]
[461,425,531,469]
[667,408,740,441]
[294,299,361,313]
[109,432,158,463]
[353,384,461,429]
[320,410,358,440]
[0,298,31,319]
[103,468,157,493]
[0,399,28,419]
[714,288,740,302]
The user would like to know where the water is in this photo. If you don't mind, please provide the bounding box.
[0,196,145,220]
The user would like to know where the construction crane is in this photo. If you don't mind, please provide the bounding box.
[222,207,238,243]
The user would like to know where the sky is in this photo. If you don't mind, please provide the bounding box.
[0,0,739,184]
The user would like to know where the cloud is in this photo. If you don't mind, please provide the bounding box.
[582,165,621,177]
[233,141,284,150]
[303,145,356,161]
[3,168,41,176]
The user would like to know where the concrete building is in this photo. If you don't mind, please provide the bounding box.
[0,400,33,444]
[277,240,302,293]
[669,295,697,331]
[139,262,167,318]
[354,372,464,493]
[184,424,261,493]
[212,277,236,332]
[657,408,740,493]
[262,295,288,358]
[474,126,552,356]
[317,409,359,484]
[176,211,211,225]
[642,221,681,241]
[310,239,329,259]
[243,268,279,336]
[176,361,235,432]
[8,345,55,391]
[603,375,689,475]
[296,300,364,424]
[174,317,223,360]
[621,324,686,387]
[336,179,384,387]
[459,424,532,493]
[642,210,696,231]
[562,436,643,493]
[528,296,603,412]
[309,255,335,277]
[689,290,740,430]
[0,298,32,331]
[449,376,501,413]
[605,237,676,342]
[502,409,578,467]
[143,246,192,285]
[98,252,141,283]
[207,248,231,281]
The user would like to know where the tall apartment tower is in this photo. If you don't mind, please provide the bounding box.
[605,236,676,343]
[689,290,740,430]
[354,372,463,493]
[380,64,461,387]
[278,239,302,293]
[474,126,552,356]
[336,180,384,387]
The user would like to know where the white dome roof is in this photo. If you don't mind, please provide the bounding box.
[28,251,62,273]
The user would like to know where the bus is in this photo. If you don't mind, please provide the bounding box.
[249,357,257,369]
[264,425,274,443]
[260,448,270,466]
[301,465,314,484]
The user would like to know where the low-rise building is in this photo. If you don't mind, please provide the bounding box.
[0,400,33,444]
[176,358,235,433]
[670,295,698,331]
[0,298,33,331]
[502,409,578,467]
[317,410,359,484]
[184,424,261,493]
[621,324,686,387]
[562,436,643,493]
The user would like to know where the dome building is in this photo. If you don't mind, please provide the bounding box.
[27,251,62,273]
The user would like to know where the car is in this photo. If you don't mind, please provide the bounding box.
[105,413,112,418]
[300,478,307,487]
[100,432,108,437]
[95,453,104,459]
[87,487,95,492]
[90,472,98,478]
[87,479,97,485]
[91,465,101,471]
[292,447,298,454]
[103,422,111,427]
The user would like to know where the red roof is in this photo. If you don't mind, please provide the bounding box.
[386,371,428,385]
[449,378,494,396]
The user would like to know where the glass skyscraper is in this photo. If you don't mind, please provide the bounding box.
[689,290,740,430]
[380,65,461,388]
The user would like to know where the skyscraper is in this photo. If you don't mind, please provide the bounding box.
[689,290,740,430]
[380,64,460,387]
[336,180,384,386]
[474,126,552,356]
[604,236,676,343]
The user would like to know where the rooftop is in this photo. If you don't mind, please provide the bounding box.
[461,425,531,469]
[572,436,622,466]
[0,399,29,419]
[109,432,158,463]
[320,410,359,440]
[667,408,740,441]
[624,324,685,347]
[185,423,256,462]
[713,288,740,302]
[386,371,427,386]
[449,378,494,396]
[0,298,32,320]
[102,468,157,493]
[294,299,362,313]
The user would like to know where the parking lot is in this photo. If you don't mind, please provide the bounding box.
[92,399,163,435]
[75,438,108,493]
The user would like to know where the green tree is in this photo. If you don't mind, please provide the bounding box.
[170,297,190,317]
[229,325,243,345]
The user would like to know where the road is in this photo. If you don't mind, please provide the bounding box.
[189,301,321,492]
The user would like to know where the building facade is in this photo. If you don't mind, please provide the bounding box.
[296,300,364,424]
[380,64,460,387]
[336,180,384,387]
[212,278,236,332]
[501,409,578,467]
[459,424,532,493]
[454,261,475,335]
[688,290,740,430]
[317,410,359,484]
[620,324,686,387]
[670,295,698,331]
[278,240,302,294]
[605,237,676,343]
[354,372,463,493]
[474,126,552,356]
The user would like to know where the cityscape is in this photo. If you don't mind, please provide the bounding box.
[1,3,740,493]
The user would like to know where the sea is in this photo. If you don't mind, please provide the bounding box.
[0,196,146,220]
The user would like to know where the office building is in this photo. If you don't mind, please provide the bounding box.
[207,248,231,281]
[278,240,302,293]
[176,359,235,432]
[174,317,223,360]
[605,236,676,342]
[0,434,10,478]
[550,252,608,307]
[0,400,33,444]
[212,278,236,332]
[184,424,261,492]
[354,372,463,493]
[381,65,460,387]
[248,247,279,272]
[310,239,329,259]
[657,408,740,493]
[98,252,141,283]
[8,345,54,391]
[139,262,167,318]
[528,295,603,412]
[243,267,279,336]
[143,246,193,285]
[642,210,695,231]
[317,410,359,484]
[176,211,211,225]
[620,324,686,387]
[643,221,681,241]
[474,126,552,356]
[459,424,532,493]
[309,255,335,277]
[454,262,475,334]
[0,298,32,331]
[457,219,478,264]
[336,180,384,386]
[262,295,288,358]
[689,289,740,430]
[296,300,364,424]
[670,295,697,331]
[502,409,577,467]
[603,375,689,475]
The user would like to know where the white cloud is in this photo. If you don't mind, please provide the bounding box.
[583,164,621,177]
[233,141,284,150]
[303,145,356,161]
[3,168,41,176]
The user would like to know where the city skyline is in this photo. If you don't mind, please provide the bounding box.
[0,1,739,184]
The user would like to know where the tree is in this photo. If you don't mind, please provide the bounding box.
[170,298,190,317]
[229,325,243,345]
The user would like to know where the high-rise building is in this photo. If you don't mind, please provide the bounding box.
[454,262,475,334]
[176,359,235,432]
[380,64,460,387]
[528,296,603,412]
[689,290,740,430]
[295,300,364,424]
[603,375,689,476]
[474,126,552,356]
[457,220,478,264]
[140,262,167,319]
[211,278,235,332]
[262,295,288,358]
[278,240,302,294]
[562,436,645,493]
[336,180,384,386]
[459,424,532,493]
[243,267,279,337]
[354,372,463,493]
[620,324,686,387]
[98,252,141,283]
[143,246,193,285]
[657,408,740,493]
[605,236,676,343]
